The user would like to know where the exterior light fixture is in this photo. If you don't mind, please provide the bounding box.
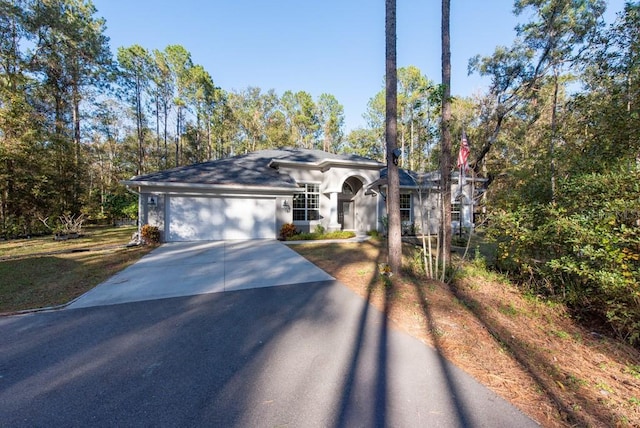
[392,148,402,166]
[377,185,387,201]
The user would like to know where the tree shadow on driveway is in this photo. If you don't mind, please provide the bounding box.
[330,244,537,428]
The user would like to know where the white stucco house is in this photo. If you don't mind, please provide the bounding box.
[122,148,482,242]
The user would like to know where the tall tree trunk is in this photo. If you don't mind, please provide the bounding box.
[629,73,639,168]
[156,92,160,152]
[135,74,144,175]
[550,66,559,203]
[175,106,181,167]
[400,127,405,168]
[72,72,82,213]
[208,115,212,160]
[386,0,402,274]
[440,0,452,269]
[410,118,415,171]
[72,78,81,166]
[163,103,168,167]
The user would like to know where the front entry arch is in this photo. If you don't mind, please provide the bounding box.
[337,176,364,230]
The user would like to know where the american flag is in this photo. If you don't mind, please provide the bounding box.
[457,130,470,170]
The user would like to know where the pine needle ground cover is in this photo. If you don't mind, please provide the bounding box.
[293,240,640,427]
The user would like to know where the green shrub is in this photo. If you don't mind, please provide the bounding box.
[487,169,640,346]
[367,229,381,238]
[323,230,356,239]
[103,191,138,222]
[290,232,316,240]
[289,230,356,241]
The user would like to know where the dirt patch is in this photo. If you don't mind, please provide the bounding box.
[292,239,640,427]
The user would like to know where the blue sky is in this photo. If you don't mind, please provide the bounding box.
[92,0,626,133]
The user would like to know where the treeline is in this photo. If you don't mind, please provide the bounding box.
[1,0,639,344]
[467,1,640,346]
[0,0,355,235]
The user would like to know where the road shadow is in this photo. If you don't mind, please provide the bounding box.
[330,242,515,427]
[0,281,341,426]
[407,275,475,427]
[334,246,389,427]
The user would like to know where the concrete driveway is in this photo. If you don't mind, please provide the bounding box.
[1,240,540,427]
[68,240,334,309]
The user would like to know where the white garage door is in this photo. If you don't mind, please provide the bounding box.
[168,196,276,241]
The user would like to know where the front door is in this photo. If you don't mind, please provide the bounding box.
[341,201,354,230]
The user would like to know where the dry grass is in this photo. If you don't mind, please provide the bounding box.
[0,226,156,313]
[292,239,640,427]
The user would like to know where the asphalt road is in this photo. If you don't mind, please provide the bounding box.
[1,280,539,427]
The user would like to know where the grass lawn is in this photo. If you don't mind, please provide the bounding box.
[0,226,156,313]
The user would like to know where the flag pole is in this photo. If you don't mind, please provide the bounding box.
[456,129,470,238]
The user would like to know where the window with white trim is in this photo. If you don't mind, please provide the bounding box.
[400,194,411,222]
[293,183,320,221]
[451,201,461,223]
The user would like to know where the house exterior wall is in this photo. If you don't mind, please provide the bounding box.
[129,162,480,242]
[138,192,166,240]
[278,166,324,233]
[349,189,379,234]
[131,164,384,241]
[148,194,165,233]
[278,164,382,234]
[275,195,293,237]
[410,190,440,235]
[379,181,477,235]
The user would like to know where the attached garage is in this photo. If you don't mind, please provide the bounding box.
[167,196,276,241]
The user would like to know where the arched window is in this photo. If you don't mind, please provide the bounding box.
[342,181,354,195]
[342,177,363,196]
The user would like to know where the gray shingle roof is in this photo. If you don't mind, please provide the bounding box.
[126,148,382,188]
[380,167,419,187]
[265,148,382,165]
[375,168,443,188]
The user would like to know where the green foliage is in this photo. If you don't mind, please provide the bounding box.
[361,66,440,168]
[317,93,345,153]
[473,246,487,270]
[289,230,356,241]
[367,229,381,238]
[624,365,640,380]
[343,127,384,161]
[102,191,138,222]
[498,303,519,317]
[488,168,640,345]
